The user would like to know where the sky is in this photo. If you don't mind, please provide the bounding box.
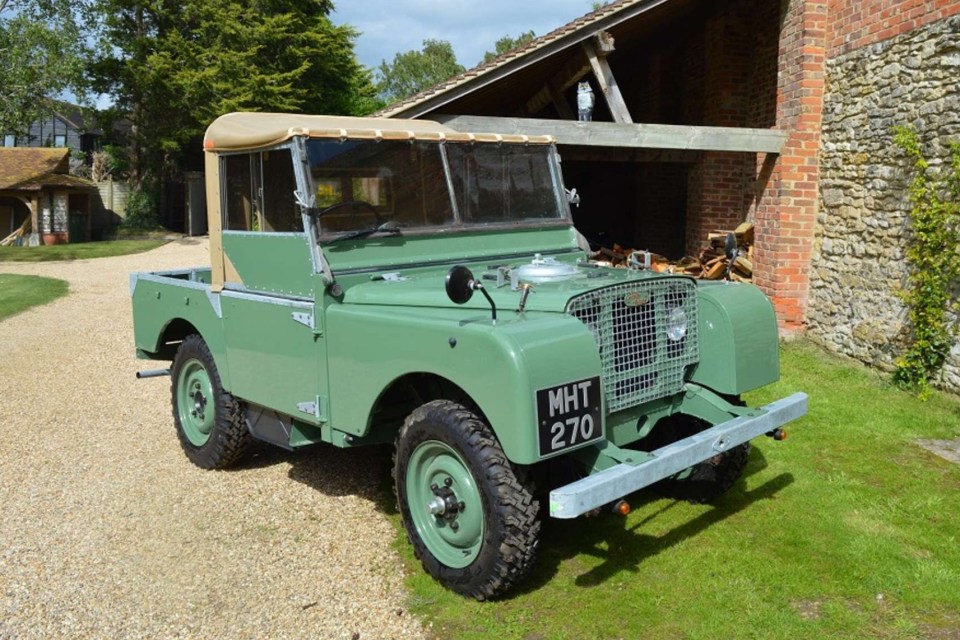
[331,1,601,72]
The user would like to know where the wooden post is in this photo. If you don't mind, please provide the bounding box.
[582,35,633,124]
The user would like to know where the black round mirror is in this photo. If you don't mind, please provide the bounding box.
[445,265,476,304]
[725,232,737,260]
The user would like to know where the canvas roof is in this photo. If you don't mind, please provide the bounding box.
[203,112,554,152]
[0,148,94,192]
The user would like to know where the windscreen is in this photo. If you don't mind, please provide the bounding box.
[305,138,565,238]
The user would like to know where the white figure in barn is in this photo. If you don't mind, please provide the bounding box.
[577,82,594,122]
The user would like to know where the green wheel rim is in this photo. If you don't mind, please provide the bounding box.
[176,358,215,447]
[406,440,484,569]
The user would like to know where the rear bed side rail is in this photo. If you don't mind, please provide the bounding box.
[549,392,808,519]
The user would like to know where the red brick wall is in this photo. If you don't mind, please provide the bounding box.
[828,0,960,56]
[685,3,755,255]
[753,0,827,331]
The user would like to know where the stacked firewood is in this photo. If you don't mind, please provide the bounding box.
[699,222,755,282]
[588,222,756,282]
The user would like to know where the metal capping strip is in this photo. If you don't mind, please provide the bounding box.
[304,127,554,145]
[549,392,809,518]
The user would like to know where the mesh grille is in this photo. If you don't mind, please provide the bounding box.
[567,278,699,412]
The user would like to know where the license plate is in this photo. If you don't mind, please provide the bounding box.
[536,376,603,456]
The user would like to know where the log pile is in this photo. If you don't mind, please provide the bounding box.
[589,222,756,282]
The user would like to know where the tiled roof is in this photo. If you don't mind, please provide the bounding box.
[0,148,94,191]
[376,0,642,118]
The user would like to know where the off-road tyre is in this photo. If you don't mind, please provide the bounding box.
[652,413,750,504]
[171,334,250,469]
[394,400,540,600]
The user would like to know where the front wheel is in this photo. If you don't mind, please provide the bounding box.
[643,414,750,504]
[394,400,539,600]
[171,334,250,469]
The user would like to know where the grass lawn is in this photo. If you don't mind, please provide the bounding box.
[0,239,166,262]
[0,274,69,320]
[395,341,960,639]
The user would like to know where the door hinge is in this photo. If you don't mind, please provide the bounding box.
[291,311,313,329]
[297,395,326,421]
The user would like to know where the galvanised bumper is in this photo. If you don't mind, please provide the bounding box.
[549,392,808,519]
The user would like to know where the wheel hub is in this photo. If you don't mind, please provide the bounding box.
[427,477,466,529]
[191,383,207,419]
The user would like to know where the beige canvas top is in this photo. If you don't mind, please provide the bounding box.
[203,112,555,151]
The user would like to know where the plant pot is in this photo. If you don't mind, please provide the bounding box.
[42,232,69,245]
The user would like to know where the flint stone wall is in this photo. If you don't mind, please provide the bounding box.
[808,14,960,392]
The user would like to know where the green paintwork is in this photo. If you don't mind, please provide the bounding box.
[325,303,601,464]
[220,291,328,422]
[222,232,316,298]
[690,281,780,395]
[176,357,215,445]
[406,440,484,568]
[324,226,579,273]
[130,272,233,389]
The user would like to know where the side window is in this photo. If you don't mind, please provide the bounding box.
[261,149,301,232]
[223,153,255,230]
[222,149,301,232]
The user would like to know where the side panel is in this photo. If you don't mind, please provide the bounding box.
[221,232,316,298]
[324,305,602,464]
[220,291,326,424]
[130,273,231,388]
[690,282,780,394]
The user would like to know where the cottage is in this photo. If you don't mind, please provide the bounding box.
[0,148,95,245]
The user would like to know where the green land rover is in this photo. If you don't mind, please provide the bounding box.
[131,112,807,599]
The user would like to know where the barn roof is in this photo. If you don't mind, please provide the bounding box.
[376,0,681,119]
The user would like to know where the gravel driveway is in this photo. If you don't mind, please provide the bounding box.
[0,239,425,639]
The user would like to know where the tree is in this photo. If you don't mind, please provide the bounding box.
[376,39,464,104]
[481,31,536,65]
[0,0,91,136]
[92,0,376,183]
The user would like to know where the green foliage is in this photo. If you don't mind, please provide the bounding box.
[92,0,376,182]
[892,126,960,395]
[122,188,159,229]
[481,31,536,65]
[0,0,92,135]
[376,39,464,103]
[0,274,68,320]
[395,340,960,639]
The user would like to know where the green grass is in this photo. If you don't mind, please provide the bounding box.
[0,239,166,262]
[395,341,960,640]
[0,274,69,320]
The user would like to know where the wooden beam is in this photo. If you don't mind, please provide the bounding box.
[435,115,788,154]
[582,38,632,123]
[560,147,701,164]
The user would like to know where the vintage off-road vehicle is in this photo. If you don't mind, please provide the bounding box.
[131,112,807,600]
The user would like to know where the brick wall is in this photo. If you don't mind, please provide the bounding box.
[828,0,960,55]
[752,0,828,331]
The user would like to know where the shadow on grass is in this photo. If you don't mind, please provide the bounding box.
[515,446,794,595]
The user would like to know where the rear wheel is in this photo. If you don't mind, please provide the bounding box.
[171,334,250,469]
[394,400,539,600]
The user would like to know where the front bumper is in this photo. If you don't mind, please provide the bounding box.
[548,392,808,518]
